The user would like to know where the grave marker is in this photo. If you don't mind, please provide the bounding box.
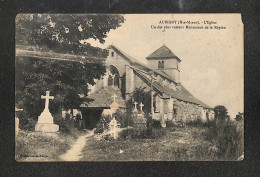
[15,107,23,137]
[108,117,121,139]
[35,91,59,132]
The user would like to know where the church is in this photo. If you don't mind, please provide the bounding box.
[80,44,214,128]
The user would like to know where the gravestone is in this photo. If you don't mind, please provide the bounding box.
[108,117,121,139]
[15,107,23,137]
[132,101,147,135]
[110,94,119,116]
[35,91,59,132]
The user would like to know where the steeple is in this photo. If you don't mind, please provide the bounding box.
[146,45,181,83]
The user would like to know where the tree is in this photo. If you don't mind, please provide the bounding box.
[126,87,152,115]
[15,14,125,120]
[235,112,244,121]
[213,105,230,121]
[16,14,124,56]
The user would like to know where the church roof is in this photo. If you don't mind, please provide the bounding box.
[80,86,126,108]
[109,45,178,84]
[146,45,181,61]
[133,68,211,109]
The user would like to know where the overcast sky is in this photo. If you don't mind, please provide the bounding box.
[87,14,243,118]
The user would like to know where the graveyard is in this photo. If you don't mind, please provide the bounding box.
[15,14,243,161]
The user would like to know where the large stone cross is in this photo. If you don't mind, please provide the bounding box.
[140,102,144,112]
[41,91,54,110]
[112,94,117,102]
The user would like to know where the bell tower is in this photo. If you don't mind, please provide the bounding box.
[146,45,181,83]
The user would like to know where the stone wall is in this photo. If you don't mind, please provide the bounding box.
[172,98,203,123]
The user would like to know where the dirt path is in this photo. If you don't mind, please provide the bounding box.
[60,131,94,161]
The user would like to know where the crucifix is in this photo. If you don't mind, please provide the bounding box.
[41,91,54,110]
[112,94,117,102]
[133,101,138,112]
[140,102,144,112]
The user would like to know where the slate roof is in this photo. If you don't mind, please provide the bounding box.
[146,45,181,61]
[80,86,126,108]
[133,67,211,109]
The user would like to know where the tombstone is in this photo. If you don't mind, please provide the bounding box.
[132,102,147,135]
[15,107,23,137]
[35,91,59,132]
[133,101,138,113]
[108,117,121,139]
[110,94,119,116]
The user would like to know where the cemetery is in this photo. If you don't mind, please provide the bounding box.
[15,14,243,161]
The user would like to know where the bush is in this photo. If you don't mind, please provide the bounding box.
[19,117,37,131]
[166,120,175,128]
[113,110,132,128]
[55,117,75,133]
[152,120,162,129]
[202,120,243,160]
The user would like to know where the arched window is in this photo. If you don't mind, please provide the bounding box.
[114,74,119,87]
[107,65,120,88]
[108,75,113,86]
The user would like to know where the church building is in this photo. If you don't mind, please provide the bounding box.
[80,44,214,127]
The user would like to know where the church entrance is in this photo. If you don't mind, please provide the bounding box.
[81,108,103,130]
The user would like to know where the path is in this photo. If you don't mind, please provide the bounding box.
[60,131,94,161]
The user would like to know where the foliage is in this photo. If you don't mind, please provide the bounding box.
[15,14,124,121]
[125,87,152,115]
[55,116,75,133]
[15,56,106,120]
[16,14,124,56]
[151,119,162,129]
[187,118,244,160]
[113,110,132,128]
[235,112,244,121]
[213,105,230,121]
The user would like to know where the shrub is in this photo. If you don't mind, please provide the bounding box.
[55,117,75,133]
[202,120,243,160]
[166,120,175,128]
[113,110,132,128]
[19,117,37,131]
[152,120,162,129]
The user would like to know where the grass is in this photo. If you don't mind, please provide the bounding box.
[81,127,217,161]
[15,128,82,161]
[81,120,244,161]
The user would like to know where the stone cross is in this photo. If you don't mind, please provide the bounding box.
[140,102,144,112]
[41,91,54,110]
[112,94,117,102]
[134,101,138,109]
[133,101,138,112]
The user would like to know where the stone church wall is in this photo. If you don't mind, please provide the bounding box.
[172,98,203,123]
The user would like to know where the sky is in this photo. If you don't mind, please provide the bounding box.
[86,14,243,118]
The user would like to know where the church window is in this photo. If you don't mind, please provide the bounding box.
[158,60,164,69]
[173,108,177,114]
[111,52,114,57]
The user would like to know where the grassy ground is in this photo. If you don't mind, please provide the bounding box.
[81,126,221,161]
[15,128,83,161]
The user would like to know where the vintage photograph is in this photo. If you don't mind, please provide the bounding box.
[15,14,243,161]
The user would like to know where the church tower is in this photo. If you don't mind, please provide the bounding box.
[146,45,181,83]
